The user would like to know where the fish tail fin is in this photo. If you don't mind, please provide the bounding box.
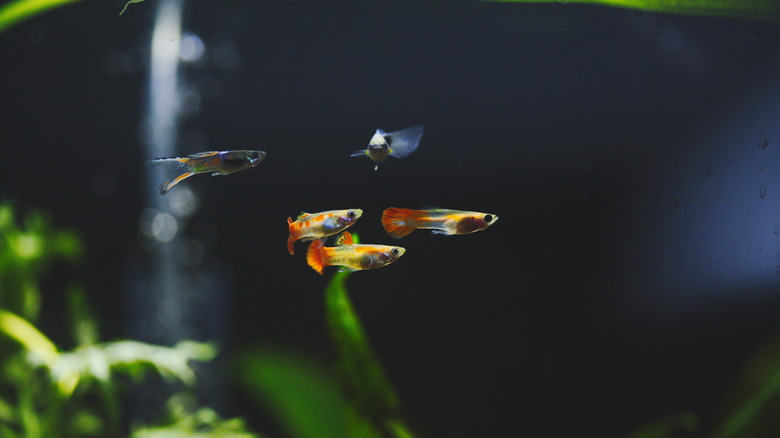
[147,157,189,167]
[158,172,194,195]
[381,207,420,239]
[306,239,327,275]
[287,217,296,255]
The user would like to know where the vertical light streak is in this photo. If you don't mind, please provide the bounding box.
[142,0,184,343]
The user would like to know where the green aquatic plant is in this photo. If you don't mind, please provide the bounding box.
[483,0,780,21]
[131,393,260,438]
[0,306,217,437]
[1,0,778,37]
[321,232,414,437]
[0,0,84,34]
[0,203,82,320]
[626,329,780,438]
[325,267,413,438]
[120,0,145,16]
[0,0,142,34]
[239,233,414,438]
[239,348,347,438]
[0,202,251,437]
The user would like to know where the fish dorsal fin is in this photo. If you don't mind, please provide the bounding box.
[335,232,354,246]
[296,212,310,221]
[189,151,221,158]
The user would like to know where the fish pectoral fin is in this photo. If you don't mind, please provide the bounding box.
[387,126,423,158]
[159,172,195,195]
[350,150,368,157]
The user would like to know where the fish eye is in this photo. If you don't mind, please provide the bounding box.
[484,214,493,223]
[391,248,400,256]
[347,210,357,218]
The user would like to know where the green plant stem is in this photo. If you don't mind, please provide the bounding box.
[713,369,780,438]
[483,0,780,21]
[0,309,59,366]
[325,265,415,438]
[18,381,41,438]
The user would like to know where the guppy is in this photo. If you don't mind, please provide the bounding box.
[350,126,424,170]
[381,207,498,239]
[306,231,405,275]
[287,209,363,255]
[148,150,266,195]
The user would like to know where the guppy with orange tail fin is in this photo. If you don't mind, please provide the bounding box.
[306,232,405,275]
[381,207,498,239]
[287,209,363,255]
[148,150,266,195]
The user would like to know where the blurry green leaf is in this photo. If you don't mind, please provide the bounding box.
[68,287,99,347]
[324,233,415,438]
[0,0,84,34]
[51,340,217,396]
[0,204,12,229]
[712,331,780,438]
[52,231,83,262]
[326,271,399,415]
[69,411,102,436]
[10,233,42,261]
[132,393,260,438]
[238,347,346,438]
[119,0,145,16]
[0,424,19,438]
[0,395,15,423]
[21,280,41,322]
[0,309,215,396]
[624,412,698,438]
[18,382,42,438]
[0,202,82,321]
[0,309,59,366]
[483,0,780,21]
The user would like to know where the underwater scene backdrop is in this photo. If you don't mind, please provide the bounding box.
[1,1,780,437]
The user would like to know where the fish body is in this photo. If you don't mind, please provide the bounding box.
[381,207,498,239]
[351,126,423,170]
[287,209,363,255]
[307,232,405,274]
[149,150,266,195]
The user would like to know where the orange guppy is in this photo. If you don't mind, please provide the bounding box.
[306,232,405,275]
[381,207,499,238]
[287,209,363,255]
